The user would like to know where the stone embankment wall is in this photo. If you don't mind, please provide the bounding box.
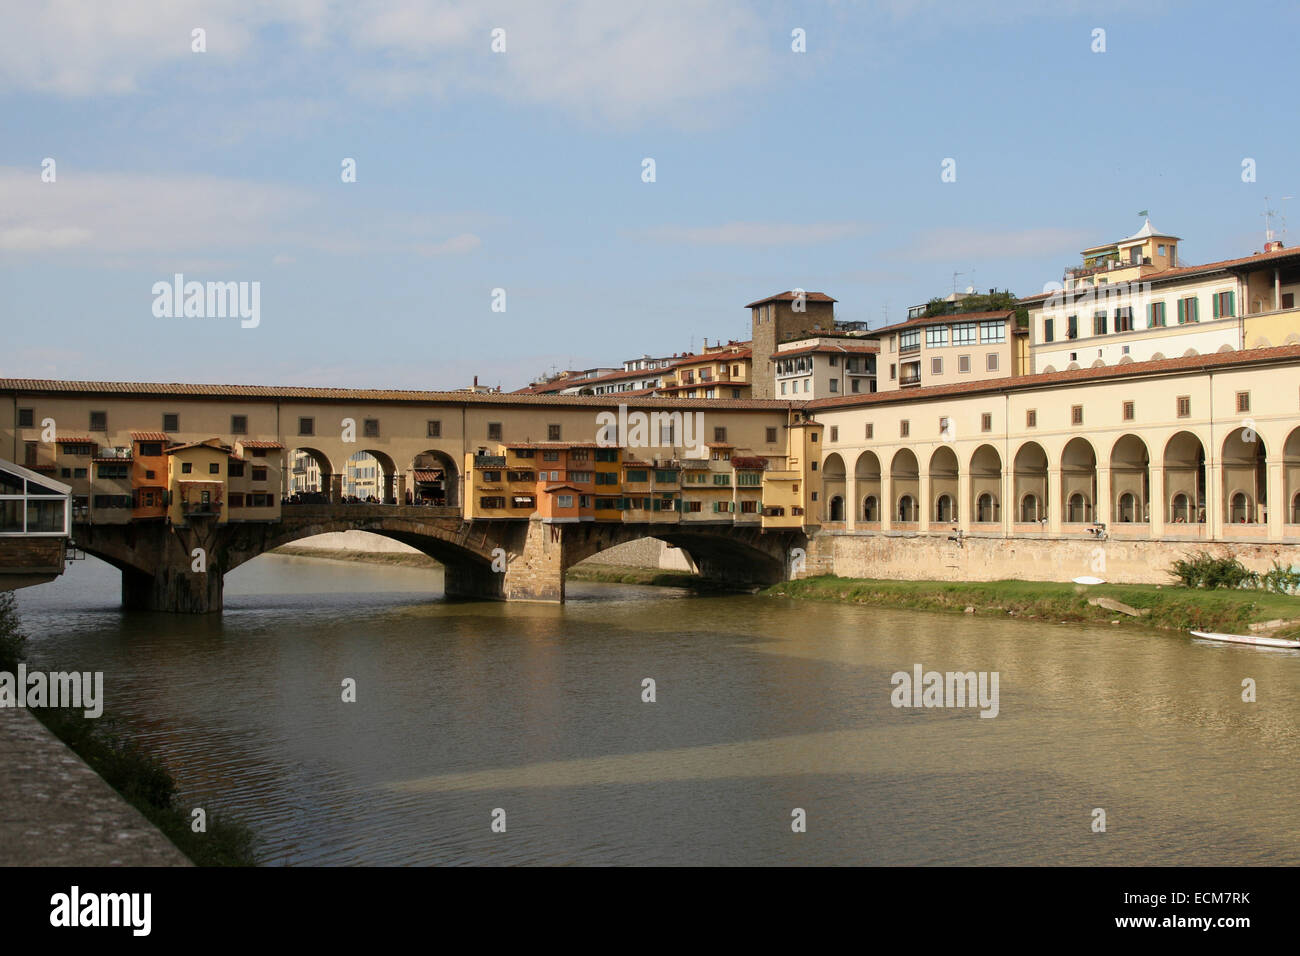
[806,531,1300,584]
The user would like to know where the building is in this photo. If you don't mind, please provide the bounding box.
[291,449,321,494]
[658,342,753,399]
[344,451,381,499]
[774,336,878,399]
[868,310,1027,392]
[748,291,838,398]
[0,458,70,591]
[1023,223,1300,374]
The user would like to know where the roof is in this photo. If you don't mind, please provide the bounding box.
[745,291,837,308]
[807,344,1300,411]
[129,431,170,442]
[1082,218,1179,253]
[165,438,232,454]
[0,379,795,411]
[514,365,665,394]
[237,440,284,449]
[412,470,444,482]
[0,457,71,494]
[505,441,600,449]
[621,459,653,467]
[1021,244,1300,304]
[54,436,95,444]
[541,483,583,494]
[775,341,879,358]
[861,311,1016,336]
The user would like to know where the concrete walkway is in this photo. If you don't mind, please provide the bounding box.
[0,707,190,866]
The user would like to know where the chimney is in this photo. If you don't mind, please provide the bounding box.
[473,375,479,387]
[1265,240,1284,253]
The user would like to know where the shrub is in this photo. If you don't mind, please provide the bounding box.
[1170,552,1259,590]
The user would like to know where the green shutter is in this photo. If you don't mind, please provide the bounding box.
[1177,299,1184,324]
[1212,294,1219,319]
[1228,290,1235,316]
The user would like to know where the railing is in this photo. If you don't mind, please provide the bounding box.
[473,455,506,468]
[899,373,922,387]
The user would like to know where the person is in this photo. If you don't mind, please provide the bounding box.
[405,489,412,505]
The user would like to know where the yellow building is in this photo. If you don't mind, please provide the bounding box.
[658,342,753,399]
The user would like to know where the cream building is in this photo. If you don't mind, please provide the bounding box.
[774,336,877,399]
[868,310,1028,392]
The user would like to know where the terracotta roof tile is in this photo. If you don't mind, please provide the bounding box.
[129,431,170,441]
[237,440,284,449]
[55,436,95,444]
[744,291,837,308]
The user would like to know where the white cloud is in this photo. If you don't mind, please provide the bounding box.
[0,1,771,121]
[630,222,871,246]
[416,233,482,256]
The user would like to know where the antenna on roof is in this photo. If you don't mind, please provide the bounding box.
[951,271,964,294]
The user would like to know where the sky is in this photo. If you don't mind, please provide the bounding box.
[2,0,1296,391]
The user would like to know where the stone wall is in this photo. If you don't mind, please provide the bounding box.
[808,530,1300,585]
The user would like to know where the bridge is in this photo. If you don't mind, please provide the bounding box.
[69,503,804,612]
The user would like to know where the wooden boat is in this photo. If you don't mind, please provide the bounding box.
[1190,630,1300,649]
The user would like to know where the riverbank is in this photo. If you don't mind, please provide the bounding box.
[766,575,1300,637]
[0,593,258,866]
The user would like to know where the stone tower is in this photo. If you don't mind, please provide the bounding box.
[747,291,837,398]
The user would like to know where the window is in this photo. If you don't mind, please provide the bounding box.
[1149,302,1166,327]
[228,462,245,477]
[139,442,162,457]
[427,420,441,438]
[829,380,838,393]
[298,417,314,436]
[181,462,193,474]
[626,469,648,483]
[1093,311,1108,336]
[979,320,1005,344]
[1177,296,1199,324]
[1236,391,1250,413]
[1284,293,1295,310]
[542,450,560,462]
[949,322,975,347]
[480,496,506,509]
[1122,401,1135,421]
[926,326,948,348]
[1177,395,1191,418]
[899,329,921,352]
[209,462,220,475]
[1043,318,1054,343]
[780,382,787,395]
[1026,409,1037,428]
[556,495,574,508]
[488,423,502,441]
[889,364,897,381]
[1067,315,1078,339]
[228,493,244,508]
[548,424,561,441]
[829,354,838,367]
[252,467,267,481]
[514,448,535,459]
[90,411,107,431]
[1116,307,1134,332]
[364,418,380,438]
[981,413,992,433]
[230,415,247,435]
[713,427,727,443]
[958,355,971,374]
[595,472,618,485]
[851,379,860,393]
[595,448,618,462]
[1071,405,1084,426]
[931,357,943,375]
[163,413,179,432]
[568,471,592,483]
[939,417,950,434]
[18,408,33,427]
[1213,290,1235,318]
[96,464,128,479]
[986,353,999,372]
[765,427,778,444]
[865,423,874,440]
[712,473,730,486]
[900,420,910,438]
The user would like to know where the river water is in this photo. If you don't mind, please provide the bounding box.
[12,554,1300,866]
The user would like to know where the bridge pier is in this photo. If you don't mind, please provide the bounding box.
[122,564,224,613]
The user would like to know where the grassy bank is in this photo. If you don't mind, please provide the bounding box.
[273,545,438,568]
[764,575,1300,637]
[565,565,719,589]
[0,593,259,866]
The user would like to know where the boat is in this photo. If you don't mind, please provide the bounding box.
[1189,630,1300,649]
[1072,576,1105,585]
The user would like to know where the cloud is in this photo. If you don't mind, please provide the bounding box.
[0,1,772,122]
[894,227,1092,262]
[629,222,872,246]
[416,233,482,256]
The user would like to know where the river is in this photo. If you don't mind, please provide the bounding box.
[12,553,1300,865]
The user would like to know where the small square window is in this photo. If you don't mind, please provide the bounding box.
[865,423,874,440]
[713,427,728,443]
[981,413,992,433]
[931,357,943,375]
[163,413,179,432]
[548,424,561,441]
[298,417,314,436]
[1236,391,1250,413]
[1071,405,1084,426]
[1177,396,1191,418]
[1026,409,1037,428]
[1122,401,1135,421]
[765,427,778,443]
[958,355,971,374]
[986,353,999,372]
[488,423,503,441]
[209,462,220,475]
[231,415,248,435]
[427,420,441,438]
[900,420,910,438]
[90,411,107,431]
[829,426,839,442]
[181,462,193,474]
[18,408,34,427]
[364,418,380,438]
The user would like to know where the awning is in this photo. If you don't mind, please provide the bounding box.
[413,470,443,482]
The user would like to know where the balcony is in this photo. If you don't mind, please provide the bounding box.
[899,372,922,387]
[473,455,507,468]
